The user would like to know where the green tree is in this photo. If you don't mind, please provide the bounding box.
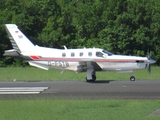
[0,0,160,66]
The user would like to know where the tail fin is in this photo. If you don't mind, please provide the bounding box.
[5,24,35,53]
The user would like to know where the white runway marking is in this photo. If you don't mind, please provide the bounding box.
[0,87,48,94]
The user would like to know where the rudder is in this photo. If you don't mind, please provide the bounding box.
[5,24,35,53]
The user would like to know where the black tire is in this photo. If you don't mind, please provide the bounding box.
[92,75,96,81]
[130,76,135,81]
[86,75,96,82]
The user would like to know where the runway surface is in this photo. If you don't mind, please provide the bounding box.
[0,80,160,99]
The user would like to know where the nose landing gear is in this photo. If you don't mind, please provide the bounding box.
[129,72,135,81]
[130,76,135,81]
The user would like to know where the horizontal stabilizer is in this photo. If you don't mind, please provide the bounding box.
[29,62,49,70]
[3,49,20,57]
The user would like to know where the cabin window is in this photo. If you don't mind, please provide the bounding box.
[71,52,75,57]
[79,52,83,57]
[62,53,66,57]
[88,52,92,56]
[96,52,103,57]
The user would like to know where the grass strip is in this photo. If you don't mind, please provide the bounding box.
[0,67,159,81]
[0,99,160,120]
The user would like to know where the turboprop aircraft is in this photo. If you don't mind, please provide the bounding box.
[4,24,156,82]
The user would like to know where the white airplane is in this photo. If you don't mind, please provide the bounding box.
[4,24,156,82]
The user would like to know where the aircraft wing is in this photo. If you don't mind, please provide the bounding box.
[90,61,102,71]
[77,60,102,72]
[28,61,49,70]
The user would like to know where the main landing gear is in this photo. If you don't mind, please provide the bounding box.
[86,69,96,82]
[86,75,96,82]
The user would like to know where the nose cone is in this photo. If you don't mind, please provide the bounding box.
[148,58,156,64]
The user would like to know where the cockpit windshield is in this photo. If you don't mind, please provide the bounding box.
[102,50,114,56]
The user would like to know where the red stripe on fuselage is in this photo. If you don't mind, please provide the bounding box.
[30,56,40,60]
[94,59,139,62]
[29,56,147,63]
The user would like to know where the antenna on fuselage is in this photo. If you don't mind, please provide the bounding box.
[63,45,67,50]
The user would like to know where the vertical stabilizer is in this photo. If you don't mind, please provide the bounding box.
[5,24,35,53]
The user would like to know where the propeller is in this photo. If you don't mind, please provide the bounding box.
[147,49,151,73]
[147,49,156,73]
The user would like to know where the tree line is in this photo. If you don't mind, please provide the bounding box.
[0,0,160,66]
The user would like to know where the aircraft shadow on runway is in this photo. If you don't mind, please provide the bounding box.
[86,80,114,84]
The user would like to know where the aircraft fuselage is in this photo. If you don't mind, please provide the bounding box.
[21,46,148,72]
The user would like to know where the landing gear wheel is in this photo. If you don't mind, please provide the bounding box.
[92,75,96,81]
[86,75,96,82]
[130,76,135,81]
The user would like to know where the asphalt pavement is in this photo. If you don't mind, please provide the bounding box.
[0,80,160,99]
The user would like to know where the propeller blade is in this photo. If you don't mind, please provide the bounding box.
[147,49,150,60]
[146,49,156,73]
[147,49,151,74]
[148,63,151,73]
